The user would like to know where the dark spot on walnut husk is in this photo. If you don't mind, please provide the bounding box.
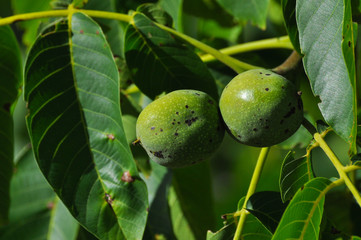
[174,132,179,136]
[151,127,155,130]
[185,105,189,108]
[259,72,263,74]
[265,88,269,91]
[153,151,164,158]
[160,128,163,132]
[195,92,200,96]
[176,112,179,115]
[191,110,195,114]
[253,128,257,131]
[298,98,303,110]
[283,107,295,118]
[348,41,351,47]
[265,73,271,76]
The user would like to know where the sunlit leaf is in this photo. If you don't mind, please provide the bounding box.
[24,13,148,240]
[279,151,314,202]
[124,13,218,100]
[272,177,333,240]
[296,0,358,153]
[0,24,22,225]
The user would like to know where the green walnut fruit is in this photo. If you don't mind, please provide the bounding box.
[219,69,303,147]
[136,90,225,168]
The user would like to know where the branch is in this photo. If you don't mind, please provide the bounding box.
[272,50,302,75]
[200,36,293,62]
[302,118,361,207]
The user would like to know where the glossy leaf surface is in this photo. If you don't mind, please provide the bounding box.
[279,151,314,202]
[0,24,22,225]
[24,13,148,240]
[124,13,218,100]
[296,0,357,153]
[272,178,332,240]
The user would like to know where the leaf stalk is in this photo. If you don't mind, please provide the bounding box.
[233,147,270,240]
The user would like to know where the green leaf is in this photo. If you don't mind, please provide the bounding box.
[0,146,78,240]
[296,0,358,153]
[171,161,216,239]
[137,3,173,27]
[0,24,22,225]
[183,0,234,27]
[216,0,270,29]
[11,0,53,46]
[324,191,361,237]
[272,177,333,240]
[158,0,183,31]
[278,113,314,149]
[143,161,175,239]
[168,186,197,240]
[279,151,314,202]
[207,197,272,240]
[246,191,288,233]
[281,0,301,53]
[124,13,218,100]
[83,0,123,56]
[24,13,148,240]
[206,223,235,240]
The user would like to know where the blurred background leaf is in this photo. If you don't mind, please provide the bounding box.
[0,24,22,226]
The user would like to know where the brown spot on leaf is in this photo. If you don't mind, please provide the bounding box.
[80,30,84,34]
[105,193,113,204]
[47,202,54,210]
[96,30,99,35]
[107,134,115,140]
[121,171,135,183]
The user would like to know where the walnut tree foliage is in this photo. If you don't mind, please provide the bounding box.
[0,0,361,239]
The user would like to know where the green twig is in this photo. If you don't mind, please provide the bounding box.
[302,118,361,207]
[200,36,293,62]
[0,9,261,73]
[154,22,259,73]
[233,147,270,240]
